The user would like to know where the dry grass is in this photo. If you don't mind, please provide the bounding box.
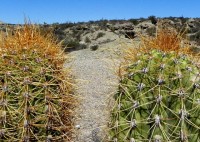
[0,24,64,66]
[124,22,192,63]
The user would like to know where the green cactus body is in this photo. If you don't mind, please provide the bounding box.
[0,26,74,141]
[110,50,200,142]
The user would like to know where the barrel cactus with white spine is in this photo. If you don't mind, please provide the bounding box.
[110,49,200,142]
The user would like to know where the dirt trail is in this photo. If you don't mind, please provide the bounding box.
[65,38,139,142]
[65,40,123,142]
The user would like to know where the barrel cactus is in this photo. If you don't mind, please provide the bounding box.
[109,27,200,142]
[0,24,75,141]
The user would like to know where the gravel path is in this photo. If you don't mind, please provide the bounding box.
[65,41,122,142]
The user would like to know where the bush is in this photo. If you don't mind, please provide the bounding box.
[60,22,75,29]
[62,39,88,52]
[146,26,156,36]
[72,29,83,41]
[179,16,188,24]
[129,19,139,25]
[90,44,99,51]
[96,32,105,39]
[189,31,200,45]
[148,15,157,25]
[65,39,80,47]
[98,19,108,30]
[138,17,146,22]
[85,36,91,43]
[80,43,88,49]
[53,28,66,41]
[190,46,200,53]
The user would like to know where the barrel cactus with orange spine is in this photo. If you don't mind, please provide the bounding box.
[0,24,75,141]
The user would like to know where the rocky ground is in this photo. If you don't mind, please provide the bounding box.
[65,39,121,142]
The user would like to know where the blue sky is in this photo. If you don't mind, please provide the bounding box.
[0,0,199,24]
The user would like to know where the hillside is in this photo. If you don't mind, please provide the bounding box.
[47,17,200,52]
[1,17,200,52]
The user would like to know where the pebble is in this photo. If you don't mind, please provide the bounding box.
[75,124,81,129]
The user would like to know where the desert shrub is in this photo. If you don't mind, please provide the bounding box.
[109,26,116,32]
[194,31,200,45]
[98,19,108,30]
[53,28,66,41]
[79,43,87,49]
[146,26,156,36]
[60,22,75,29]
[195,31,200,40]
[167,16,177,22]
[88,20,95,24]
[190,46,200,53]
[65,39,80,47]
[148,15,157,25]
[62,39,88,52]
[189,31,200,45]
[0,26,6,32]
[138,17,146,22]
[90,44,99,51]
[179,16,188,24]
[188,27,200,34]
[85,36,91,43]
[96,32,105,39]
[72,29,83,41]
[129,19,139,25]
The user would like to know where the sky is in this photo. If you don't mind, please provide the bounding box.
[0,0,199,24]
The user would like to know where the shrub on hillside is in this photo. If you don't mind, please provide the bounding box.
[85,36,91,43]
[90,44,99,51]
[96,32,105,39]
[146,26,156,36]
[148,15,157,25]
[129,19,139,25]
